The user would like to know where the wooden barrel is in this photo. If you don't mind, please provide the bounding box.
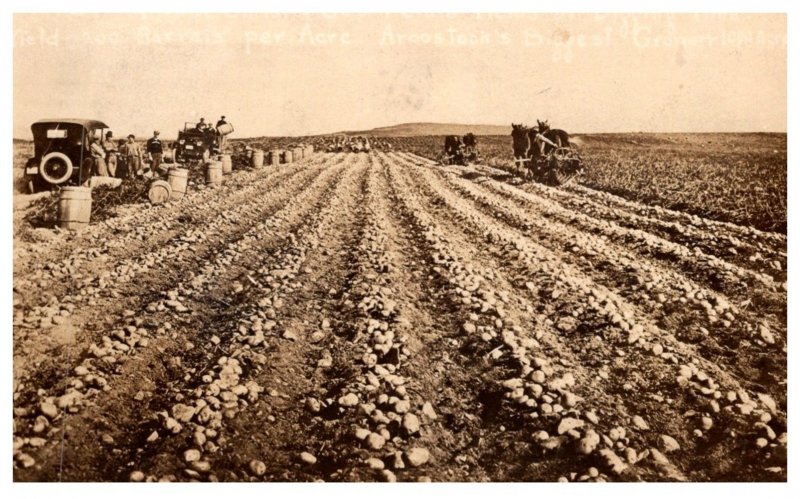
[220,154,233,174]
[58,186,92,230]
[206,161,223,186]
[294,147,304,160]
[167,168,188,201]
[148,179,173,205]
[216,123,234,136]
[268,150,281,166]
[306,145,314,156]
[251,150,264,168]
[283,150,293,164]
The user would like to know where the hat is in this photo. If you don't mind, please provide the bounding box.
[128,134,135,139]
[153,130,160,135]
[106,131,113,137]
[221,116,226,119]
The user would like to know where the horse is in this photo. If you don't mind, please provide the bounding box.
[462,133,476,148]
[511,123,536,178]
[533,119,571,154]
[443,135,463,165]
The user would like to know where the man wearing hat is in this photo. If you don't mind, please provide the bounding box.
[121,134,143,179]
[89,136,108,176]
[146,130,163,177]
[216,115,229,148]
[103,131,118,177]
[195,117,208,132]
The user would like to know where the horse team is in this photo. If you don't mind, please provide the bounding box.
[441,120,583,185]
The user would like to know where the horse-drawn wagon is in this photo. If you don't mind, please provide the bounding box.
[441,133,480,166]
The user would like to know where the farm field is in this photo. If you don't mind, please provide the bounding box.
[11,147,786,482]
[382,133,787,233]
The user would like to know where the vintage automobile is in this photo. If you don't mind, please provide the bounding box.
[173,122,220,164]
[24,118,110,192]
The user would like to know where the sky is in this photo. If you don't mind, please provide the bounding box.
[13,13,787,139]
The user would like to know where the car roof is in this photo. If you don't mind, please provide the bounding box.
[33,119,109,129]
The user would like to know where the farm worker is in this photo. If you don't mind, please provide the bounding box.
[196,117,208,132]
[89,136,109,177]
[103,131,118,177]
[534,132,559,156]
[115,138,129,179]
[122,134,143,179]
[216,115,228,148]
[146,130,164,177]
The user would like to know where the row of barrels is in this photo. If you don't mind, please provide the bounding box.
[58,146,317,230]
[248,144,315,168]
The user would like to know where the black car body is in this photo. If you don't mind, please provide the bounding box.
[174,122,220,164]
[25,118,109,191]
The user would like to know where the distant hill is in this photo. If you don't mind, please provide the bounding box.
[339,122,511,137]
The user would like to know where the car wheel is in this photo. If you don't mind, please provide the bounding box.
[39,152,74,185]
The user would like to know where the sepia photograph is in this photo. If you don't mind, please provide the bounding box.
[4,1,794,493]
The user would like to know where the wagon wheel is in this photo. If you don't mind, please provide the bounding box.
[552,147,574,162]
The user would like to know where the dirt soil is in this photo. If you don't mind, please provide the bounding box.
[11,151,786,482]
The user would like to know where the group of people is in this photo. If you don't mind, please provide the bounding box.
[194,116,228,132]
[86,115,230,181]
[195,116,230,148]
[88,131,147,180]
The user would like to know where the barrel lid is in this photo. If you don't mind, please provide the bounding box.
[61,186,91,192]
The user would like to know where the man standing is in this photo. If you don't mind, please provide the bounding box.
[89,136,108,176]
[116,138,128,179]
[146,130,163,176]
[103,131,118,177]
[122,134,143,179]
[216,115,228,149]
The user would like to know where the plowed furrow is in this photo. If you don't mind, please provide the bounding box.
[179,153,372,482]
[384,152,785,481]
[390,155,785,392]
[565,183,786,249]
[107,154,368,482]
[14,154,330,311]
[403,152,785,253]
[14,154,327,301]
[512,175,784,280]
[12,158,338,395]
[272,155,459,482]
[12,155,354,480]
[386,153,664,481]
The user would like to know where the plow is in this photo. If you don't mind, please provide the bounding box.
[515,145,585,186]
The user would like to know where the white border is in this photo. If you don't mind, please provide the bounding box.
[2,2,795,499]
